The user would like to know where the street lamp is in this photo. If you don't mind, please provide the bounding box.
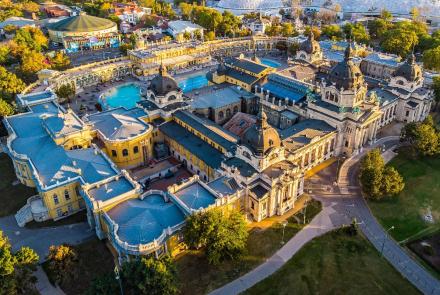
[380,226,395,257]
[281,220,288,245]
[114,265,124,295]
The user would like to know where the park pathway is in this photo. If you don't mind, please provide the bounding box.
[338,137,440,295]
[209,197,350,295]
[0,215,94,262]
[210,136,440,295]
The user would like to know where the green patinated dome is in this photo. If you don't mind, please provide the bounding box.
[48,13,116,32]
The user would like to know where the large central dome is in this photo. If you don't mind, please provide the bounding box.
[216,0,285,14]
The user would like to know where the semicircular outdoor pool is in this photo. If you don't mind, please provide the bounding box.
[261,58,281,68]
[99,83,142,110]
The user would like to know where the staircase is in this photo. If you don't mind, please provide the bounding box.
[15,204,32,227]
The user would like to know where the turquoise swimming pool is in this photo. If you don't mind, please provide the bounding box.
[261,58,282,68]
[100,84,142,110]
[178,75,208,93]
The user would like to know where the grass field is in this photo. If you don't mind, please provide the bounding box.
[0,153,37,217]
[176,200,322,295]
[244,231,420,295]
[368,149,440,242]
[43,238,115,295]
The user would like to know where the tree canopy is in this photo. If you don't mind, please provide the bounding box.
[360,149,404,200]
[0,66,25,101]
[184,208,248,265]
[122,256,178,295]
[401,116,440,156]
[46,244,78,285]
[0,230,39,294]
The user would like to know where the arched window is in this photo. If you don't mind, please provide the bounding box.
[233,106,239,113]
[226,108,231,117]
[111,150,117,157]
[122,149,128,157]
[64,190,70,200]
[133,146,139,154]
[168,95,176,101]
[218,111,224,119]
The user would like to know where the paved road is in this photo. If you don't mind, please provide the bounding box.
[0,215,94,262]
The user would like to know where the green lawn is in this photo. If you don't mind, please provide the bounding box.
[368,149,440,242]
[244,231,420,295]
[0,153,37,217]
[176,199,322,295]
[43,238,115,295]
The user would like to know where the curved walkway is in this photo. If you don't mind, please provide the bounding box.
[338,137,440,295]
[209,198,350,295]
[0,215,94,262]
[211,136,440,295]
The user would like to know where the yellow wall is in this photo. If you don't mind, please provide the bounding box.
[12,159,36,188]
[41,182,84,220]
[102,132,154,169]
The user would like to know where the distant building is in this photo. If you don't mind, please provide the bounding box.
[166,20,204,42]
[47,12,120,52]
[0,17,35,37]
[112,2,151,25]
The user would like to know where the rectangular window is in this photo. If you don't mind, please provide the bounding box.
[53,195,59,205]
[56,208,63,217]
[67,204,74,213]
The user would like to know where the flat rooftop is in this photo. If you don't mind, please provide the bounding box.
[174,182,217,210]
[87,176,135,202]
[188,85,254,110]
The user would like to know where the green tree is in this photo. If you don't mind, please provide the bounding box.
[0,231,39,294]
[401,117,440,156]
[359,149,385,199]
[343,23,370,44]
[432,76,440,110]
[0,66,25,100]
[0,99,14,117]
[380,28,418,57]
[423,46,440,71]
[381,166,405,197]
[368,18,392,40]
[184,208,248,265]
[321,24,343,40]
[13,27,48,52]
[304,26,321,40]
[204,31,215,41]
[281,22,296,37]
[46,244,78,285]
[0,45,11,65]
[87,272,119,295]
[55,83,76,102]
[380,9,393,22]
[19,50,48,80]
[122,256,178,295]
[50,52,71,71]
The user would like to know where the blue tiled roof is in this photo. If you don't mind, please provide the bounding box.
[5,102,117,190]
[174,182,217,210]
[87,176,135,202]
[106,194,185,245]
[173,111,237,152]
[159,121,225,169]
